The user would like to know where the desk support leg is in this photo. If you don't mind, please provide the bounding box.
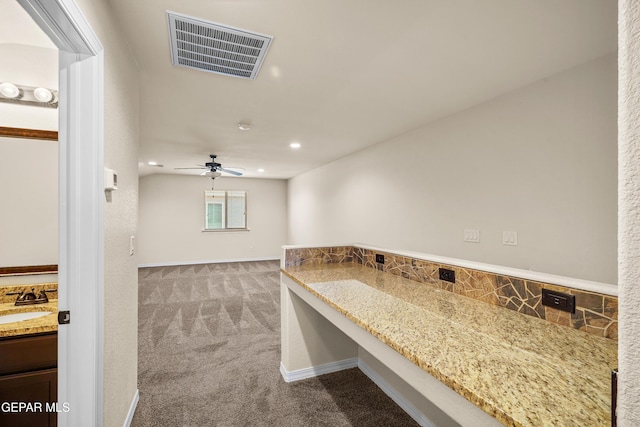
[280,274,358,382]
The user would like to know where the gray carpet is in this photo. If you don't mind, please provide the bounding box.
[131,260,419,427]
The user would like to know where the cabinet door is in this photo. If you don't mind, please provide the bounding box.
[0,333,57,376]
[0,368,57,427]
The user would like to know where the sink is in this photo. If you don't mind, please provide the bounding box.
[0,311,52,325]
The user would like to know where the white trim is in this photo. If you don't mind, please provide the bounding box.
[281,243,618,296]
[279,358,358,383]
[358,359,435,427]
[282,243,354,250]
[18,1,105,427]
[139,257,280,268]
[122,389,139,427]
[201,228,251,232]
[18,0,102,55]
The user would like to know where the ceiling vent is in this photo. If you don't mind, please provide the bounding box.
[167,11,273,80]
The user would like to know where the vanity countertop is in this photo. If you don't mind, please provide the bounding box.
[0,301,58,338]
[282,263,618,427]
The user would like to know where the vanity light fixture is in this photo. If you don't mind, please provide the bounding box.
[0,82,58,108]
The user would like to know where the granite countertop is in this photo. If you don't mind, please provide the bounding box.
[282,263,618,427]
[0,301,58,338]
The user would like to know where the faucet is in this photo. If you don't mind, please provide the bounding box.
[6,288,56,306]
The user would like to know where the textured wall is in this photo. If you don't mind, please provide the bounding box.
[618,0,640,424]
[288,56,617,284]
[75,0,140,426]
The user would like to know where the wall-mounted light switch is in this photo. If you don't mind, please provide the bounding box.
[464,229,480,243]
[503,231,518,246]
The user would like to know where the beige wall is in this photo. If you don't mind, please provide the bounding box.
[288,54,617,284]
[74,0,140,425]
[0,43,58,130]
[138,174,287,265]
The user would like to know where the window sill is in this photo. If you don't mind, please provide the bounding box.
[202,228,251,233]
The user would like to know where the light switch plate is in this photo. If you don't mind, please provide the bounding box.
[503,231,518,246]
[463,229,480,243]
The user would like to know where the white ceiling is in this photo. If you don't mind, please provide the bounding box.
[17,0,619,179]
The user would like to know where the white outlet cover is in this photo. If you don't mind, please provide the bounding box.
[463,229,480,243]
[503,231,518,246]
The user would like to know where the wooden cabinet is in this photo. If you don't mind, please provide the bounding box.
[0,333,57,427]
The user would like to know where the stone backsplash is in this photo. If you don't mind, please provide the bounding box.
[284,246,618,340]
[284,246,355,267]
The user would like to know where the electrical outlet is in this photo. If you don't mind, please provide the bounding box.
[541,289,575,313]
[464,229,480,243]
[375,253,385,264]
[439,268,455,283]
[503,231,518,246]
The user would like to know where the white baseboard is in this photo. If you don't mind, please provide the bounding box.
[358,359,434,427]
[122,389,139,427]
[139,257,280,268]
[279,358,358,383]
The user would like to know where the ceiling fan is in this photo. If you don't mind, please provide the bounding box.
[174,154,244,177]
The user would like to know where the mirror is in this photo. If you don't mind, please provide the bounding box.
[0,128,58,285]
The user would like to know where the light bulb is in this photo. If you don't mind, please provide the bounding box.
[33,87,53,103]
[0,82,20,98]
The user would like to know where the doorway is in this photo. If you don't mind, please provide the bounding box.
[16,0,105,426]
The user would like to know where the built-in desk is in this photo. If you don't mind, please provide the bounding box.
[280,262,617,427]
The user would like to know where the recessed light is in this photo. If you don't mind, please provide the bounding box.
[33,87,53,103]
[258,168,265,173]
[148,161,158,166]
[290,142,301,149]
[238,123,251,131]
[0,82,20,99]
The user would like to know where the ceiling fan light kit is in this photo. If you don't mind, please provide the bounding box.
[175,154,244,178]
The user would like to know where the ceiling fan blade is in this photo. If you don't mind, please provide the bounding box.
[218,167,243,176]
[174,167,207,170]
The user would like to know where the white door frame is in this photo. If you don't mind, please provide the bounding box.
[17,1,105,426]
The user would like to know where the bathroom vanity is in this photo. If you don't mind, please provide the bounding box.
[280,245,618,427]
[0,284,58,427]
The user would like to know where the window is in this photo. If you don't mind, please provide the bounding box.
[204,190,247,231]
